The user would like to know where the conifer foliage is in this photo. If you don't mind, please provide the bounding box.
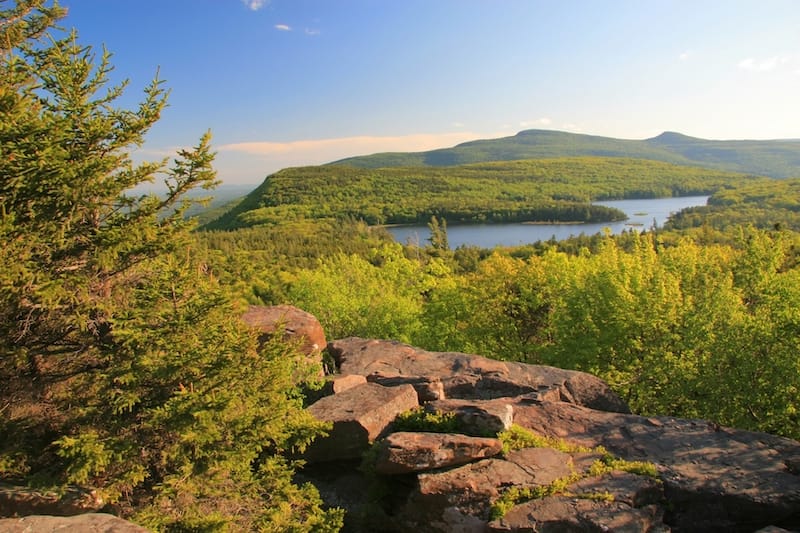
[0,2,342,530]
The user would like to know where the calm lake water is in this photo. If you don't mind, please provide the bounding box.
[387,196,709,249]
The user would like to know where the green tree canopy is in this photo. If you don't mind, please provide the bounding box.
[0,2,341,530]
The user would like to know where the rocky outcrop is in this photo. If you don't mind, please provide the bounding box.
[328,337,629,412]
[297,335,800,532]
[0,513,147,532]
[509,399,800,532]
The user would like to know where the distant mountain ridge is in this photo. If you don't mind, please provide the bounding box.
[330,129,800,178]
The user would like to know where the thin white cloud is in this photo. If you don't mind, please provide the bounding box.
[561,123,584,133]
[242,0,268,11]
[679,50,692,61]
[519,118,552,128]
[305,28,320,36]
[738,55,790,72]
[218,132,489,159]
[275,24,291,31]
[212,132,498,182]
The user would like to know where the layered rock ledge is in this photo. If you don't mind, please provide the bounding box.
[301,337,800,533]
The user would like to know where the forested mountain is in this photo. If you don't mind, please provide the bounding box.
[204,157,760,231]
[331,129,800,178]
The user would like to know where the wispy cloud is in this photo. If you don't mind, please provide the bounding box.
[218,132,489,162]
[275,24,291,31]
[242,0,268,11]
[519,117,552,128]
[561,123,583,133]
[738,55,790,72]
[679,50,692,61]
[305,28,320,36]
[213,132,495,182]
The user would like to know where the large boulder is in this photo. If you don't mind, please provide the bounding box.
[0,513,147,532]
[374,432,503,474]
[304,383,419,462]
[328,337,629,412]
[241,304,326,358]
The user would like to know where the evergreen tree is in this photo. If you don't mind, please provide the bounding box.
[0,2,341,529]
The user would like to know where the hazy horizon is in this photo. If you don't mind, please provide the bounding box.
[61,0,800,184]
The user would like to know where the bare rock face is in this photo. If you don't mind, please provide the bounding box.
[486,472,667,532]
[488,496,667,533]
[373,432,503,474]
[399,447,600,531]
[0,484,103,518]
[321,374,368,396]
[0,513,147,532]
[327,337,629,412]
[241,304,326,358]
[304,383,419,462]
[366,374,445,402]
[509,399,800,532]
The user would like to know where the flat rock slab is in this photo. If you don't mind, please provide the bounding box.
[488,496,667,533]
[0,513,148,532]
[328,337,629,412]
[568,471,663,508]
[510,399,800,532]
[374,432,503,474]
[305,382,418,461]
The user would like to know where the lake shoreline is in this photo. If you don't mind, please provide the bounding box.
[386,195,709,249]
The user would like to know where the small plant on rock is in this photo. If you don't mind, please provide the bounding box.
[393,407,460,433]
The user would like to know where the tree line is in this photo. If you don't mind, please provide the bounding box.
[204,157,760,230]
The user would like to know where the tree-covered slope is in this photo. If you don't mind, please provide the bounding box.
[330,129,800,178]
[667,177,800,233]
[204,157,763,231]
[646,131,800,178]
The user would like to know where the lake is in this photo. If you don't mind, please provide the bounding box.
[387,195,709,249]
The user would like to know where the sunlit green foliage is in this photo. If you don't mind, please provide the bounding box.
[274,221,800,440]
[205,158,756,230]
[668,178,800,235]
[0,5,341,530]
[414,230,800,438]
[392,407,460,433]
[286,243,450,342]
[498,425,592,455]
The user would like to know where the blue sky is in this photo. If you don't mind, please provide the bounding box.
[60,0,800,185]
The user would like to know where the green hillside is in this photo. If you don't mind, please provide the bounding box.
[330,129,800,178]
[204,157,763,231]
[667,177,800,233]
